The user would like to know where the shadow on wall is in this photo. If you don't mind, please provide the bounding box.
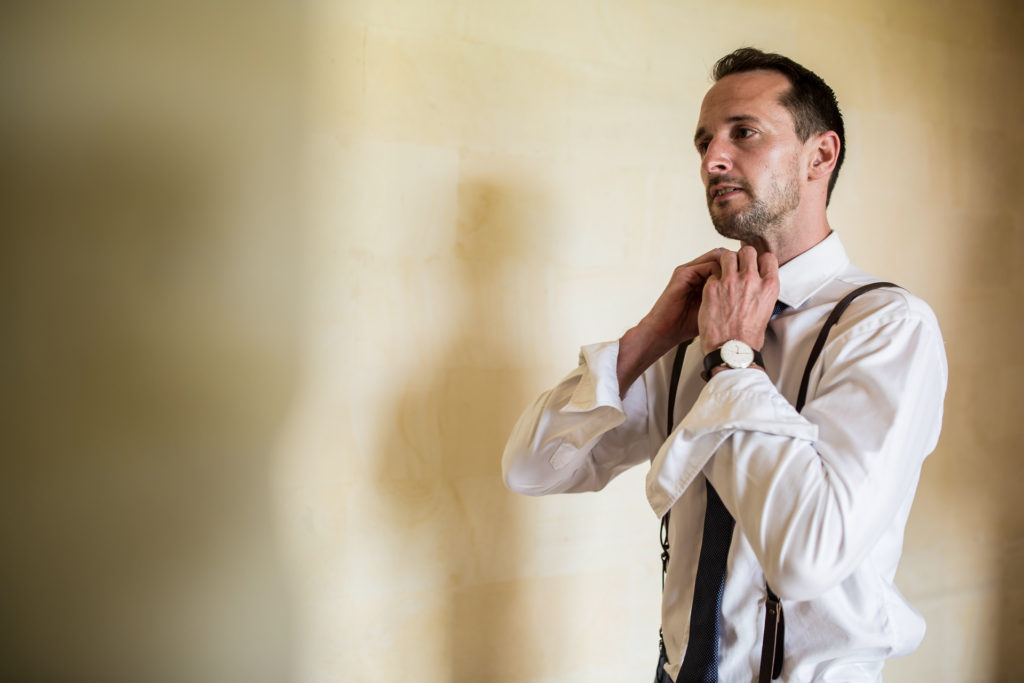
[373,178,555,681]
[961,210,1024,679]
[0,4,301,682]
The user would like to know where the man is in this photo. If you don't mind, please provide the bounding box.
[502,48,946,682]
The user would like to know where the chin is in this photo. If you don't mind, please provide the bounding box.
[710,215,750,241]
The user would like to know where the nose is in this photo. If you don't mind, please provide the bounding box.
[702,137,732,175]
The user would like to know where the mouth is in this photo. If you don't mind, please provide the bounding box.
[710,185,743,203]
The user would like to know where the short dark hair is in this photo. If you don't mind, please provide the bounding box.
[713,47,845,205]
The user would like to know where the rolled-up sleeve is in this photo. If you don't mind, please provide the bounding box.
[502,340,654,495]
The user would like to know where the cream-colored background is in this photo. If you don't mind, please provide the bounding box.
[2,2,1022,682]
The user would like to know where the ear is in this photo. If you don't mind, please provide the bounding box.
[807,131,840,181]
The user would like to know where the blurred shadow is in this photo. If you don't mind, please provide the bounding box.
[0,4,301,682]
[373,177,553,681]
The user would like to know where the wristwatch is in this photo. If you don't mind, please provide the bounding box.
[701,339,764,381]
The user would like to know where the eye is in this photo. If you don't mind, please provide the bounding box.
[695,138,710,155]
[734,127,756,140]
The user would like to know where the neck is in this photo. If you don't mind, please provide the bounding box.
[745,215,832,265]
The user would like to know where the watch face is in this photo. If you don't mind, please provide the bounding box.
[721,339,754,368]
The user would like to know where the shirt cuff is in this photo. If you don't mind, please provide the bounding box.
[645,368,818,517]
[561,340,645,415]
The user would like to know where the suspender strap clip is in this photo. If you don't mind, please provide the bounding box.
[757,586,784,681]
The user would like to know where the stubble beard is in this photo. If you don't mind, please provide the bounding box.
[709,174,801,246]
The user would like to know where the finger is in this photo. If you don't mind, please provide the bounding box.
[705,259,722,281]
[757,251,779,279]
[686,261,718,279]
[671,260,716,290]
[737,245,758,275]
[685,247,733,268]
[719,249,738,278]
[670,256,723,290]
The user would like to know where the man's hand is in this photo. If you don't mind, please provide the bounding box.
[698,246,780,356]
[617,248,729,396]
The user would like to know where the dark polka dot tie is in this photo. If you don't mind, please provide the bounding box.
[676,480,734,682]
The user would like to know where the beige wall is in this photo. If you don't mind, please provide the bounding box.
[2,1,1023,682]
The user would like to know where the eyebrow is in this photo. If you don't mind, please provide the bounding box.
[693,115,763,146]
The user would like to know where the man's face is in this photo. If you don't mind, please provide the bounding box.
[694,70,806,246]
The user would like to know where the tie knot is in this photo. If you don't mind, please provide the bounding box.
[772,301,787,319]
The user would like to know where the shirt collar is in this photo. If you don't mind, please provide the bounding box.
[776,232,850,309]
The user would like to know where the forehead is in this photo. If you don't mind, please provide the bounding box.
[696,69,795,133]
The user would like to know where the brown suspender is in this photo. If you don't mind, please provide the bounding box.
[659,338,692,656]
[661,282,897,681]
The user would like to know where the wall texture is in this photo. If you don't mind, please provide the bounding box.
[2,1,1022,682]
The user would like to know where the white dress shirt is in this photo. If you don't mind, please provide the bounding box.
[502,234,947,682]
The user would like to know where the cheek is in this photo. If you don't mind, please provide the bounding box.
[758,149,802,184]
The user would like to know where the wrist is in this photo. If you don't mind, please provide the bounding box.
[617,324,668,398]
[625,320,683,366]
